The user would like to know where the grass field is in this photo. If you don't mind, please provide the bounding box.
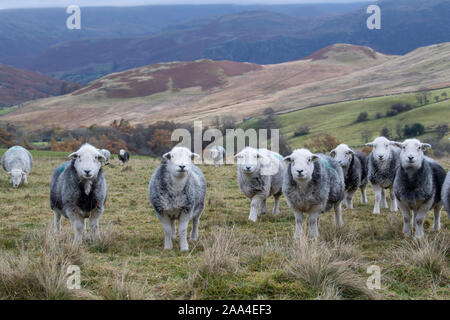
[0,151,449,300]
[273,88,450,147]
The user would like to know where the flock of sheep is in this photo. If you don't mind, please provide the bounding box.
[1,136,450,251]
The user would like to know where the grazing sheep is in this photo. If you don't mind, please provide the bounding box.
[235,147,285,222]
[442,172,450,220]
[210,145,226,167]
[50,144,107,244]
[330,144,368,209]
[392,139,446,238]
[1,145,33,188]
[118,149,130,166]
[99,149,111,165]
[366,137,401,214]
[148,147,206,251]
[283,149,345,238]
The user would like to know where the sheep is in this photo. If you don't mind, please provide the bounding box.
[442,172,450,220]
[99,149,111,165]
[283,149,345,238]
[209,145,226,167]
[148,147,206,251]
[118,149,130,166]
[235,147,285,222]
[392,139,446,238]
[50,144,107,244]
[1,145,33,188]
[330,144,368,209]
[366,137,401,214]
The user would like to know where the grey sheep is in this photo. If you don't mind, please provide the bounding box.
[442,172,450,220]
[392,139,446,238]
[330,144,368,209]
[50,144,107,244]
[1,145,33,188]
[235,147,285,222]
[366,137,401,214]
[283,149,345,238]
[210,145,226,167]
[99,149,111,164]
[149,147,206,251]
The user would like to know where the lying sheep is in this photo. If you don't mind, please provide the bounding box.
[50,144,107,244]
[366,137,400,214]
[330,144,368,209]
[118,149,130,166]
[442,172,450,220]
[283,149,345,238]
[99,149,111,165]
[392,139,446,238]
[210,145,226,167]
[235,147,285,222]
[148,147,206,251]
[1,145,33,188]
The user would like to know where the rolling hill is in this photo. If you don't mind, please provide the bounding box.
[0,62,68,108]
[2,42,450,130]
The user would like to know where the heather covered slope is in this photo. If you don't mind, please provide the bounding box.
[2,43,450,129]
[0,62,67,108]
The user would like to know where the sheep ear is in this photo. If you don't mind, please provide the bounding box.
[347,149,354,155]
[390,141,403,148]
[191,152,200,160]
[97,152,106,162]
[365,142,374,147]
[311,155,319,162]
[421,143,432,151]
[330,150,336,157]
[163,152,171,160]
[68,152,78,159]
[234,151,243,159]
[284,155,293,162]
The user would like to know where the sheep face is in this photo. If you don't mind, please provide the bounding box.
[9,169,23,188]
[210,148,219,160]
[69,144,105,180]
[330,144,354,168]
[235,147,266,175]
[393,139,431,170]
[366,137,393,163]
[163,147,199,178]
[284,149,319,182]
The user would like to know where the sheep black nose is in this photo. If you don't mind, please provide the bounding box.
[179,165,186,170]
[297,170,304,175]
[378,155,384,160]
[84,170,91,175]
[408,156,414,161]
[246,166,251,170]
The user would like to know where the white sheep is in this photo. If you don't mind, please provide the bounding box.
[282,149,345,238]
[392,139,446,238]
[50,144,107,244]
[366,137,400,214]
[235,147,285,222]
[148,147,206,251]
[209,145,226,167]
[99,149,111,164]
[1,146,33,188]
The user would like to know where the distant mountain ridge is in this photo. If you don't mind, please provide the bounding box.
[3,42,450,130]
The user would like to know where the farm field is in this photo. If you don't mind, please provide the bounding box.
[0,150,449,300]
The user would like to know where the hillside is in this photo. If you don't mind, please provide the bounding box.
[2,43,450,130]
[20,0,450,82]
[0,62,68,108]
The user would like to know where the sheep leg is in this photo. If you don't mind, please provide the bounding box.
[360,185,368,204]
[381,188,388,209]
[308,211,320,239]
[260,199,267,216]
[157,213,173,250]
[249,195,264,222]
[71,215,85,245]
[171,219,177,240]
[398,202,411,237]
[414,207,429,239]
[190,215,200,242]
[293,210,304,239]
[334,202,344,227]
[178,213,190,252]
[53,211,61,233]
[345,190,356,209]
[89,207,103,240]
[433,204,442,232]
[23,174,28,185]
[389,188,398,212]
[372,185,382,214]
[272,194,281,216]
